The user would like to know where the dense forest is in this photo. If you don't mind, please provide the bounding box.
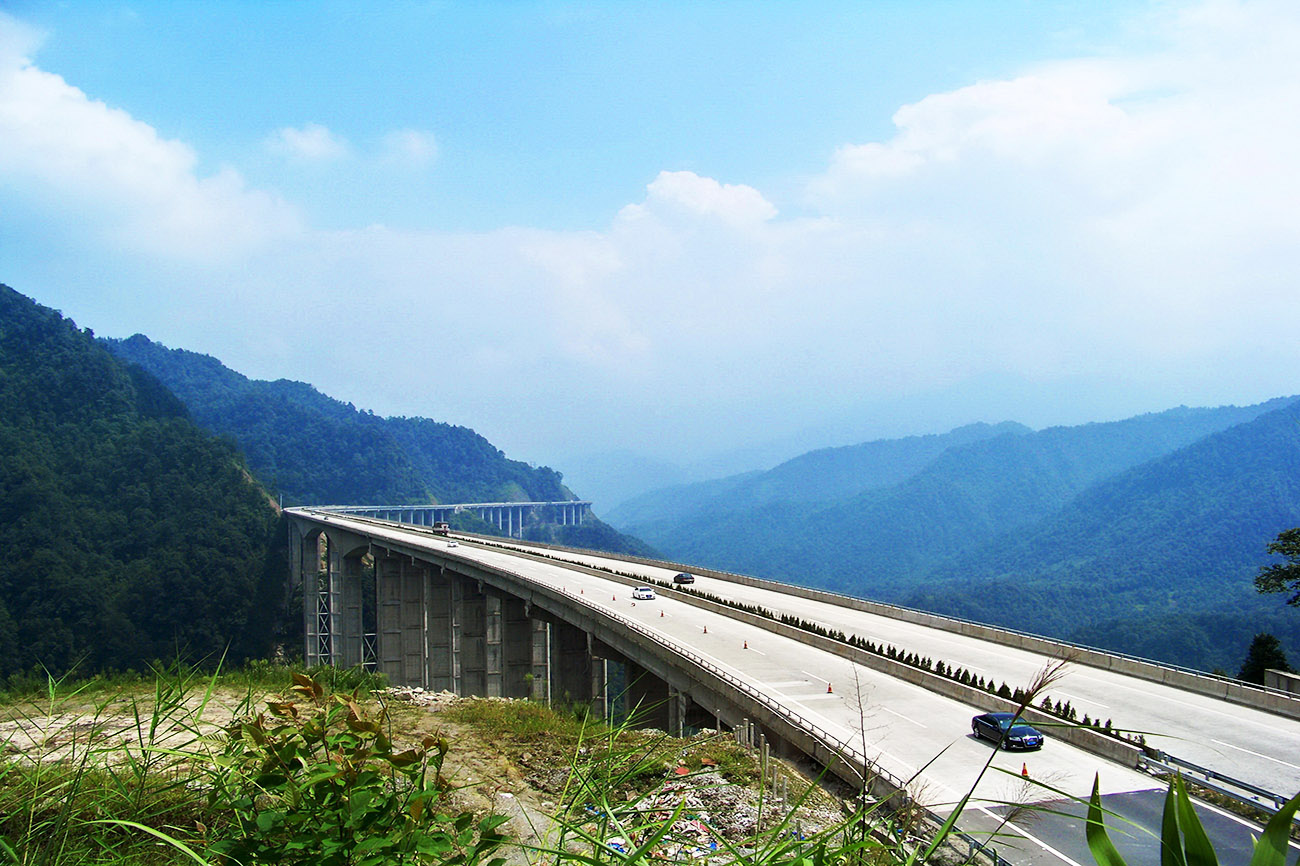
[0,285,282,678]
[612,399,1300,672]
[104,334,655,557]
[105,335,572,507]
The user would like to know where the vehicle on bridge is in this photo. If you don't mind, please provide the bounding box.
[673,572,696,585]
[432,521,451,535]
[971,712,1044,750]
[632,586,657,600]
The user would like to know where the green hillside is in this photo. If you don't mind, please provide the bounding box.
[105,334,655,557]
[0,285,281,678]
[106,334,571,506]
[622,403,1286,588]
[907,397,1300,671]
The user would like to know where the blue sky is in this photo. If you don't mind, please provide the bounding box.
[3,1,1299,503]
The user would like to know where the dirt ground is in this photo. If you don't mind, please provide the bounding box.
[0,681,851,864]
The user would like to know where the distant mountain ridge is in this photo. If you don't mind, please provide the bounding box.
[909,397,1300,669]
[610,397,1299,671]
[105,334,656,557]
[106,334,572,507]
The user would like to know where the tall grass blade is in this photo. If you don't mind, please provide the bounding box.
[1172,775,1218,866]
[89,820,213,865]
[1161,780,1188,866]
[1087,774,1129,866]
[1248,789,1300,866]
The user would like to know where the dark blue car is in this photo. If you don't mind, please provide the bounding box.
[971,712,1044,750]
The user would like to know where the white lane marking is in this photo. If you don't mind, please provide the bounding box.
[801,669,830,684]
[1190,791,1300,850]
[881,706,927,728]
[767,680,812,688]
[1210,738,1300,771]
[795,693,843,701]
[976,807,1088,866]
[747,648,767,656]
[1055,691,1109,710]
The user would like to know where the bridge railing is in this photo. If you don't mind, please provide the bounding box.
[294,508,1016,864]
[517,569,1011,864]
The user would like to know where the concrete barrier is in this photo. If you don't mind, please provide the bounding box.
[480,535,1300,723]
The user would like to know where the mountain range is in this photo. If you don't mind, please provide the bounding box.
[610,398,1300,672]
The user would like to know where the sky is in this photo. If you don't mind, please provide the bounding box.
[2,1,1299,500]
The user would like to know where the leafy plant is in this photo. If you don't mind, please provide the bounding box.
[204,672,508,866]
[1086,771,1300,866]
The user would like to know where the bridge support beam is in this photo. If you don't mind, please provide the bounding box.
[376,555,429,687]
[337,551,365,668]
[624,660,671,732]
[550,621,593,705]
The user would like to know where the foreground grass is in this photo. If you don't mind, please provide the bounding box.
[1,663,1296,866]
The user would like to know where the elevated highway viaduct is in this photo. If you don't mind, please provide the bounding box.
[287,508,1300,866]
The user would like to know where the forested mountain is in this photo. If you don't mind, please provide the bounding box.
[909,398,1300,671]
[612,398,1298,671]
[106,334,572,507]
[607,421,1030,532]
[105,334,656,556]
[0,285,281,677]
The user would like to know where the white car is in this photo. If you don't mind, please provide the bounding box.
[631,586,656,600]
[447,540,459,548]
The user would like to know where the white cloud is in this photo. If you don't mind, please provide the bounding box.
[267,122,351,162]
[5,2,1300,465]
[0,22,301,261]
[619,170,777,228]
[380,128,438,167]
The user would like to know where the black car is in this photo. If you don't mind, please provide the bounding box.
[971,712,1044,750]
[672,572,696,585]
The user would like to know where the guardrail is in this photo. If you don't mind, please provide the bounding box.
[459,533,1300,720]
[1141,752,1299,822]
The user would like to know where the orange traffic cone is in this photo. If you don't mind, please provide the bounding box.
[703,625,708,634]
[827,683,833,694]
[744,640,748,649]
[1021,763,1029,778]
[660,610,664,617]
[613,594,617,601]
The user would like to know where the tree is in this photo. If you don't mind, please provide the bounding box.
[1237,632,1293,685]
[1256,527,1300,604]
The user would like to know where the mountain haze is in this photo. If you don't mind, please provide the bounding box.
[106,334,655,556]
[611,398,1299,671]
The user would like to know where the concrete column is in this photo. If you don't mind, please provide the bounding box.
[550,621,592,705]
[459,580,487,696]
[321,536,345,667]
[533,621,551,702]
[299,529,330,668]
[503,597,533,698]
[425,566,457,693]
[338,552,365,667]
[594,657,609,721]
[484,592,504,697]
[624,660,671,731]
[376,555,428,687]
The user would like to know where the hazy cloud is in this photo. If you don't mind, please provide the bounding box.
[0,21,301,261]
[267,122,351,162]
[380,129,438,167]
[3,2,1300,466]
